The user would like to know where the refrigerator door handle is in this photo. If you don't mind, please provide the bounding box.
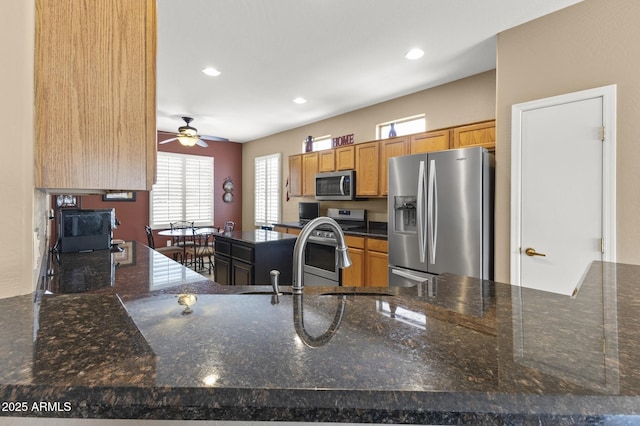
[417,160,426,262]
[339,176,346,196]
[428,159,438,264]
[391,268,430,284]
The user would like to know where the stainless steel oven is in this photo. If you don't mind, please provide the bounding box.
[303,234,340,286]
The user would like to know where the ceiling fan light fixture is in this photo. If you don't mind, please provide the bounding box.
[178,135,198,147]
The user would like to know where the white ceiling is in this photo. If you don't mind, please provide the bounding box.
[156,0,582,143]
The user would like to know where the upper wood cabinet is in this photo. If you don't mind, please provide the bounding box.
[302,152,319,196]
[410,130,451,154]
[288,152,318,197]
[288,155,302,197]
[379,136,409,196]
[35,0,157,191]
[318,149,335,173]
[451,120,496,150]
[355,141,380,197]
[335,146,355,170]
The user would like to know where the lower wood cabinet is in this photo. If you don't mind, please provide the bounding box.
[342,236,365,287]
[365,238,388,287]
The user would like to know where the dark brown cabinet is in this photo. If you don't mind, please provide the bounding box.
[214,231,296,285]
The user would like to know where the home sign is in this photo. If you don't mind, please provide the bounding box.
[332,133,354,148]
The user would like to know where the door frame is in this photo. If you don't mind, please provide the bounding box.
[510,85,617,286]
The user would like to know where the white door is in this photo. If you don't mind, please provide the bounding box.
[511,86,616,295]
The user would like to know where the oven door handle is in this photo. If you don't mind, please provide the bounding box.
[308,236,338,245]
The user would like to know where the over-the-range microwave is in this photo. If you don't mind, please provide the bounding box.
[315,170,356,201]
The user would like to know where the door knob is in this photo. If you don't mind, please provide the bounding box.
[525,247,546,257]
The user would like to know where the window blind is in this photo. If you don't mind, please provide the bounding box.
[255,153,281,226]
[150,152,214,228]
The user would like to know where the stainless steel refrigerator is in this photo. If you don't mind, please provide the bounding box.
[387,147,493,287]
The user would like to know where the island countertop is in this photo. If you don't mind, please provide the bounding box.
[2,241,640,424]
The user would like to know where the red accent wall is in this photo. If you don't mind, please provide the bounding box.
[79,132,243,246]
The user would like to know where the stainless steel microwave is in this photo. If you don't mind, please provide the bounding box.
[315,170,355,201]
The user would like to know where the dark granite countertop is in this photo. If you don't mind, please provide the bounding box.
[275,221,388,239]
[2,241,640,423]
[215,229,298,244]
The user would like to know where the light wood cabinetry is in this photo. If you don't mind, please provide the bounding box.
[355,141,380,197]
[288,155,303,197]
[335,146,355,170]
[342,236,365,287]
[35,0,157,191]
[410,130,451,154]
[318,150,335,173]
[365,238,388,287]
[274,226,301,236]
[302,152,319,196]
[379,136,409,196]
[451,120,496,150]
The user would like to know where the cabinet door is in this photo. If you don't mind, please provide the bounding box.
[35,0,157,191]
[318,149,335,172]
[302,152,319,196]
[451,120,496,150]
[379,136,409,196]
[355,141,380,197]
[365,251,389,287]
[232,261,254,286]
[335,146,355,170]
[214,254,231,285]
[342,247,364,287]
[288,155,302,197]
[410,130,451,154]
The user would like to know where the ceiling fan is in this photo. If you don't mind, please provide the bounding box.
[159,116,228,147]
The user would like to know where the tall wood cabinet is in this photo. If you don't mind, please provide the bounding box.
[379,136,409,196]
[35,0,157,191]
[355,141,380,197]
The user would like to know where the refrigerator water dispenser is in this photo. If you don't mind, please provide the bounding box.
[393,196,417,233]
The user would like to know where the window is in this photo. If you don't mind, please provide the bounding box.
[255,153,281,227]
[377,114,426,139]
[150,152,214,228]
[300,135,332,152]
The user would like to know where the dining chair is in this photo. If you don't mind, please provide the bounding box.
[185,227,218,274]
[145,226,183,261]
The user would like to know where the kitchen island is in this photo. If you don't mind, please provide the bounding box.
[1,241,640,424]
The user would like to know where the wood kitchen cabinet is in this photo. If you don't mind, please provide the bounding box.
[342,236,365,287]
[302,152,319,196]
[355,141,380,197]
[335,146,355,170]
[451,120,496,150]
[365,238,388,287]
[288,155,303,197]
[379,136,409,196]
[318,149,336,173]
[35,0,157,191]
[410,130,451,154]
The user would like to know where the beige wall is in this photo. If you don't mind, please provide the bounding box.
[0,0,47,298]
[495,0,640,282]
[242,70,496,227]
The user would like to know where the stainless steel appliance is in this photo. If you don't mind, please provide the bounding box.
[315,170,355,201]
[388,147,493,287]
[303,208,366,286]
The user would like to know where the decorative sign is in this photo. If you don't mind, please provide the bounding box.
[332,133,354,148]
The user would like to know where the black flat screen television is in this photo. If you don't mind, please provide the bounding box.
[59,209,114,253]
[298,202,320,223]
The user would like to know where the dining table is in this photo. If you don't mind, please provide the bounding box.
[157,227,222,266]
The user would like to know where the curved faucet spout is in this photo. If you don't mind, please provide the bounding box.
[292,216,352,295]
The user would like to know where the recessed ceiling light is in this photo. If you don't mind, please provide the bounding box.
[405,48,424,60]
[202,67,221,77]
[293,97,307,104]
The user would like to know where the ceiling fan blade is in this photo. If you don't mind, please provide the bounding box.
[196,139,209,148]
[159,137,178,144]
[200,134,229,142]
